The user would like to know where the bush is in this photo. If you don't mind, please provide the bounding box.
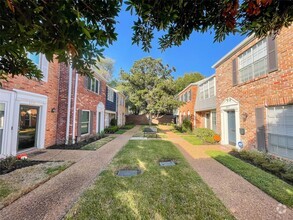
[235,150,293,184]
[193,128,216,143]
[99,131,106,138]
[110,118,117,126]
[121,124,134,130]
[173,124,183,133]
[0,156,17,170]
[182,119,192,132]
[104,126,119,134]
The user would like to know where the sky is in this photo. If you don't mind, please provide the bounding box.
[104,6,247,80]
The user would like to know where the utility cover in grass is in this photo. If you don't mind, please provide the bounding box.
[159,161,176,167]
[117,169,141,177]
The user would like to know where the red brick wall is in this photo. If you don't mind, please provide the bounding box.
[2,58,60,147]
[216,26,293,149]
[178,85,198,127]
[56,63,107,144]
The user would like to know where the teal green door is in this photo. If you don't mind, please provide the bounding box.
[227,111,236,145]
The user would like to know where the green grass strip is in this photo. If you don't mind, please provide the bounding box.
[207,150,293,207]
[181,135,204,145]
[81,136,115,150]
[67,140,234,219]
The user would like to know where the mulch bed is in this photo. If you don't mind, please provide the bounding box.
[48,136,105,150]
[0,160,49,175]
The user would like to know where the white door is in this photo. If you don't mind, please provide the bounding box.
[267,106,293,159]
[96,102,105,133]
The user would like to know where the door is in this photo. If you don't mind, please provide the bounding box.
[18,105,39,151]
[0,103,4,154]
[227,110,236,145]
[206,113,211,129]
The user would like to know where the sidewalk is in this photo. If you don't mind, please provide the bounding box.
[160,125,293,220]
[0,126,140,220]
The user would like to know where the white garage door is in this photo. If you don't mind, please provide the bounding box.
[267,105,293,159]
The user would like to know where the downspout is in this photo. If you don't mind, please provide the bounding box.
[72,73,78,144]
[65,65,73,145]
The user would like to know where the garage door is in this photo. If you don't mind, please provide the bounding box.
[267,105,293,159]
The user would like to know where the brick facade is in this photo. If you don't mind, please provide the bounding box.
[177,84,198,127]
[215,26,293,150]
[1,58,60,147]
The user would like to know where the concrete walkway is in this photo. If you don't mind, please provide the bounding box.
[0,126,140,220]
[159,125,293,220]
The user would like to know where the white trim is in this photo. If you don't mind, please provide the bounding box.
[105,110,116,114]
[65,66,73,145]
[80,110,90,136]
[72,73,79,144]
[96,102,105,133]
[220,97,240,148]
[212,35,255,68]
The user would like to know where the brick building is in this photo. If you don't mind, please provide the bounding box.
[115,90,126,126]
[213,26,293,159]
[56,63,107,145]
[175,83,198,127]
[194,75,217,132]
[0,54,59,157]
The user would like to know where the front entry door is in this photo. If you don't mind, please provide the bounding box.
[227,110,236,145]
[18,105,39,151]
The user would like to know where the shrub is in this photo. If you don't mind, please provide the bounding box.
[182,119,192,132]
[121,124,134,130]
[173,124,183,132]
[110,118,117,126]
[104,126,119,134]
[0,156,17,170]
[193,128,215,143]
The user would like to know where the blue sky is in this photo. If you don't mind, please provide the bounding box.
[104,6,246,79]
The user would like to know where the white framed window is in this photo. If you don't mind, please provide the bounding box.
[86,77,100,94]
[81,110,90,135]
[107,88,114,102]
[200,77,215,100]
[27,53,49,82]
[239,39,267,83]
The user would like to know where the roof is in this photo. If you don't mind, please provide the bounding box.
[212,34,255,68]
[195,74,215,86]
[176,82,199,96]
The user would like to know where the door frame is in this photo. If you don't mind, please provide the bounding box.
[96,102,105,133]
[11,89,47,155]
[220,97,241,147]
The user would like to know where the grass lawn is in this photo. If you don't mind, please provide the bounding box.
[181,135,204,145]
[67,140,234,219]
[207,150,293,207]
[115,129,127,134]
[81,136,115,150]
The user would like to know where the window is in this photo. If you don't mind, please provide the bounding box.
[81,111,90,135]
[200,77,215,100]
[27,52,49,81]
[86,77,100,94]
[238,39,267,83]
[188,90,191,101]
[212,111,217,132]
[107,88,114,102]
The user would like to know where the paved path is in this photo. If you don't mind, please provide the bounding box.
[0,126,140,220]
[159,125,293,220]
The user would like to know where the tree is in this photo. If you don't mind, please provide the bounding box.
[93,57,115,81]
[128,0,293,51]
[1,0,292,81]
[120,57,181,124]
[175,72,205,93]
[0,0,121,81]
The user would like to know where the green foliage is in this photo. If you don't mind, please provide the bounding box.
[172,124,183,133]
[46,165,67,175]
[193,128,216,144]
[104,126,119,134]
[120,57,181,120]
[0,180,13,199]
[0,156,17,170]
[175,72,204,93]
[0,0,121,81]
[182,119,192,132]
[110,118,117,126]
[127,0,293,52]
[121,124,135,130]
[208,150,293,207]
[233,150,293,184]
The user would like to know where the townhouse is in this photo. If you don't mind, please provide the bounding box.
[0,54,59,157]
[115,89,126,126]
[176,83,198,127]
[0,55,125,157]
[194,75,217,132]
[213,26,293,159]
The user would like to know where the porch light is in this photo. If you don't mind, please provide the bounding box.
[241,112,248,121]
[51,108,56,113]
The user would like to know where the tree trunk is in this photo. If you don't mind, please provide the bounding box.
[149,113,152,126]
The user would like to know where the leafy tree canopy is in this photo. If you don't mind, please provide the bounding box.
[175,72,205,93]
[93,57,115,81]
[120,57,181,121]
[1,0,292,81]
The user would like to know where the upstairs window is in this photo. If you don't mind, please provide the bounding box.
[200,77,215,100]
[107,88,114,102]
[27,52,49,81]
[238,39,267,83]
[86,77,100,94]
